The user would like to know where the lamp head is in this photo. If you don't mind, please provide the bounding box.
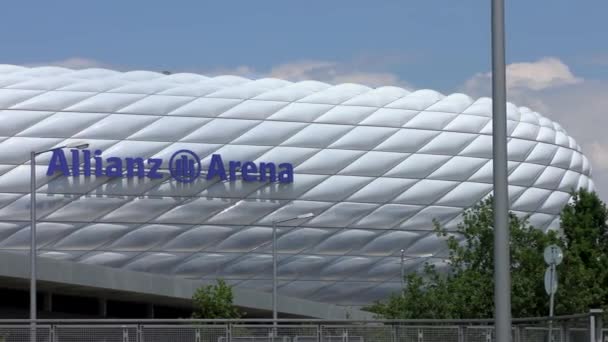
[66,141,90,149]
[296,213,315,219]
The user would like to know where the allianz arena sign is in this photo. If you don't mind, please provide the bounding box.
[45,149,295,184]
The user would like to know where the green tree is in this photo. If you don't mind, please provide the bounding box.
[556,189,608,314]
[192,279,243,319]
[367,191,604,319]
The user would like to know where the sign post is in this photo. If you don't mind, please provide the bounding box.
[543,245,563,342]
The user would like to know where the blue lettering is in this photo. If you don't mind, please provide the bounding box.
[47,150,294,183]
[47,149,70,176]
[207,154,227,181]
[70,149,80,176]
[242,161,258,182]
[259,162,276,182]
[278,163,294,183]
[229,161,241,181]
[147,159,163,179]
[94,150,103,176]
[126,157,145,178]
[83,149,91,176]
[105,157,123,177]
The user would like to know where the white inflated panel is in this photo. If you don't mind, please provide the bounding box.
[0,64,593,306]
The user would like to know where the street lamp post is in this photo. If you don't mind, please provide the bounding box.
[400,249,405,298]
[30,142,88,342]
[491,0,512,341]
[271,213,315,333]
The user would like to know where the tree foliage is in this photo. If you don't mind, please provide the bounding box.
[368,189,608,319]
[192,279,243,319]
[556,189,608,314]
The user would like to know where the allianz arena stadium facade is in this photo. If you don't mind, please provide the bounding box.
[0,64,594,307]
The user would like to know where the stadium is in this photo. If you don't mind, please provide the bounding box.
[0,64,593,318]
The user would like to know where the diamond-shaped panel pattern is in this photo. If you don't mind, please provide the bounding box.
[0,65,594,307]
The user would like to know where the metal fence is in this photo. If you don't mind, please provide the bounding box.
[0,312,604,342]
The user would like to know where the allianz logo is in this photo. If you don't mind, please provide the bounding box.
[46,149,295,184]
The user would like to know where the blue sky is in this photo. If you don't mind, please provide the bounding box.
[3,1,606,89]
[2,1,608,196]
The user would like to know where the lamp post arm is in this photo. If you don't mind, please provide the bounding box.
[273,217,298,225]
[34,142,90,156]
[34,146,67,156]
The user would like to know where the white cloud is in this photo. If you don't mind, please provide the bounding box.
[27,57,108,69]
[25,56,412,89]
[505,58,582,90]
[271,60,409,87]
[330,71,404,88]
[463,57,582,98]
[269,60,336,80]
[267,60,411,88]
[202,65,257,77]
[204,59,412,89]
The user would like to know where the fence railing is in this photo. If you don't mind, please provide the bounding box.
[0,311,603,342]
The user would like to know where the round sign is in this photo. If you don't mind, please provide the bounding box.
[543,245,563,265]
[544,266,558,295]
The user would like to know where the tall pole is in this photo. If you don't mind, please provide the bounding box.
[30,151,37,342]
[28,142,89,342]
[548,264,556,342]
[272,220,278,334]
[400,249,405,298]
[270,213,314,336]
[491,0,512,342]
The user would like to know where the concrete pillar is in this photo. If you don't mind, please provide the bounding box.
[43,293,52,312]
[98,298,107,317]
[146,304,154,318]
